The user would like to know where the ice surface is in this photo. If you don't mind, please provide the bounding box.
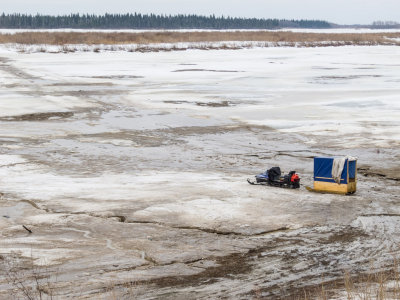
[0,45,399,298]
[1,45,395,146]
[0,154,26,166]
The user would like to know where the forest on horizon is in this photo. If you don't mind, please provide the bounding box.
[0,13,332,29]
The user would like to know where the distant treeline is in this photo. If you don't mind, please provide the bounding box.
[0,13,332,29]
[371,20,400,29]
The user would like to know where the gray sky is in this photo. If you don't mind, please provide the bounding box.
[1,0,399,24]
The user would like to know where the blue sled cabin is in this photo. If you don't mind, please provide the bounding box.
[313,157,357,194]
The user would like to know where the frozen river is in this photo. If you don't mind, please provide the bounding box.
[0,45,400,298]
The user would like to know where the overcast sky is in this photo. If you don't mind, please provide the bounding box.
[1,0,399,24]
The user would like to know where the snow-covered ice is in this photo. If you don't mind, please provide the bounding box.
[0,45,399,298]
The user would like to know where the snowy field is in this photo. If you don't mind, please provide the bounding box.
[0,45,400,298]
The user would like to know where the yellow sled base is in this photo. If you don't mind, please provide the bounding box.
[306,181,356,195]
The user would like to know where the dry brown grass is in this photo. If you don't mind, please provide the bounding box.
[298,262,400,300]
[0,31,399,46]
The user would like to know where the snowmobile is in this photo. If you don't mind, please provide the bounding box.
[247,167,300,189]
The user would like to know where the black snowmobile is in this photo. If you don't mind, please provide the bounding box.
[247,167,300,189]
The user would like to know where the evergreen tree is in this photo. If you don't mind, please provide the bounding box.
[0,13,332,29]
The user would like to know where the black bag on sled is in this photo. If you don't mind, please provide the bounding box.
[267,167,281,182]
